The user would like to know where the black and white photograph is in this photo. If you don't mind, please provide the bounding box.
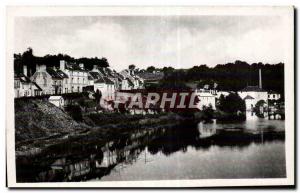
[6,6,294,187]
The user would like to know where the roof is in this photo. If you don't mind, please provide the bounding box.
[65,64,87,72]
[49,96,64,100]
[14,73,31,83]
[88,75,93,80]
[89,71,102,80]
[94,77,105,84]
[244,95,255,100]
[240,86,266,92]
[56,70,69,78]
[15,73,42,91]
[94,76,115,85]
[46,68,63,79]
[126,78,135,87]
[32,82,43,91]
[103,77,114,85]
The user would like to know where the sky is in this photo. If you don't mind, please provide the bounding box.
[14,15,287,71]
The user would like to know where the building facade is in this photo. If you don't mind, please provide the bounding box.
[14,71,42,98]
[268,92,281,100]
[31,65,65,95]
[194,90,216,110]
[59,60,89,93]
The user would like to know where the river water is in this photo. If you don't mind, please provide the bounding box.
[100,112,285,181]
[16,112,286,182]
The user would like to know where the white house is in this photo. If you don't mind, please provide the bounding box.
[237,69,268,111]
[238,86,268,111]
[94,77,116,101]
[31,64,65,95]
[14,71,42,98]
[49,96,65,108]
[216,91,230,99]
[194,90,216,110]
[59,60,89,93]
[120,69,144,89]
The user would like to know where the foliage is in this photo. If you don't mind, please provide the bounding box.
[129,64,136,71]
[14,48,109,75]
[159,60,284,95]
[253,99,267,115]
[217,93,245,114]
[64,105,83,121]
[93,89,102,105]
[146,66,156,73]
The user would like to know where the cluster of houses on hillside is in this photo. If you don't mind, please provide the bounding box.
[14,60,144,101]
[15,62,282,113]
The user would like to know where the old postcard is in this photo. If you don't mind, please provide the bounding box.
[6,6,294,187]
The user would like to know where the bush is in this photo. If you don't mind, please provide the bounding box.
[217,93,245,114]
[64,105,83,121]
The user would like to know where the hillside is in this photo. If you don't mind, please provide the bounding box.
[14,99,88,143]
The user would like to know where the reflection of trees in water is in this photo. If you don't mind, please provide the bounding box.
[148,123,200,156]
[16,123,285,182]
[147,123,285,156]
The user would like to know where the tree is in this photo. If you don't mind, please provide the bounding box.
[217,93,245,114]
[254,100,267,115]
[99,57,109,68]
[93,89,102,105]
[162,66,174,76]
[65,105,83,121]
[21,47,35,76]
[14,53,22,74]
[146,66,156,73]
[129,64,136,71]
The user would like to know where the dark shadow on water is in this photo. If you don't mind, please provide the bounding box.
[16,121,285,182]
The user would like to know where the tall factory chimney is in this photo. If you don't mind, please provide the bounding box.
[23,65,27,76]
[259,68,262,89]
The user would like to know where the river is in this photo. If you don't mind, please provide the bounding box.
[16,112,286,182]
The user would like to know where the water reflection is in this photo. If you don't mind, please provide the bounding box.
[198,119,217,139]
[16,117,285,182]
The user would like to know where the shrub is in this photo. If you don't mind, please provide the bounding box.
[64,105,83,121]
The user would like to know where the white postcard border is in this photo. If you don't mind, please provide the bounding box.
[6,6,295,187]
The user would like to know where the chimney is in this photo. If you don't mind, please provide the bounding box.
[259,68,262,89]
[92,65,97,72]
[23,65,27,76]
[130,69,134,76]
[60,60,65,71]
[36,64,46,72]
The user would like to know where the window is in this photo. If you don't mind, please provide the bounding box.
[273,94,275,98]
[78,86,80,92]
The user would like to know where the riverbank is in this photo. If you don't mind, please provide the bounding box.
[14,99,282,159]
[15,99,191,157]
